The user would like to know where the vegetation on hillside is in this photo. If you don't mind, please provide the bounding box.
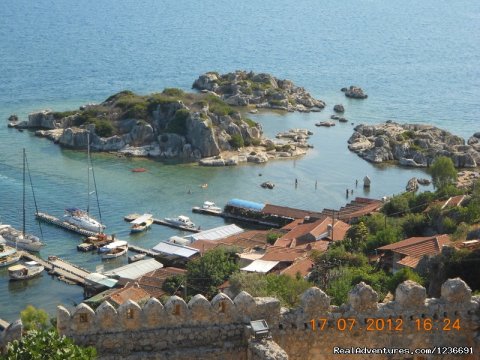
[4,305,97,360]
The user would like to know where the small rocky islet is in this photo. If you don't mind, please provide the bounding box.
[348,121,480,168]
[9,71,326,166]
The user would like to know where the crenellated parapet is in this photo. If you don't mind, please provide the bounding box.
[56,278,480,360]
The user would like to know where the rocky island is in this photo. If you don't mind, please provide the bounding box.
[348,121,480,168]
[9,72,325,166]
[192,70,325,112]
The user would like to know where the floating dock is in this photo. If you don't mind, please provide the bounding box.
[19,251,91,286]
[36,212,98,237]
[124,214,201,233]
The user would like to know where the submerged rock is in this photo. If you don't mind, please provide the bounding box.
[333,104,345,113]
[261,181,275,189]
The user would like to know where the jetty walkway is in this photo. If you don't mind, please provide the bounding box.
[19,251,91,286]
[36,212,98,237]
[124,214,201,233]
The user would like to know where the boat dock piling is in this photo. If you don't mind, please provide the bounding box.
[36,212,98,237]
[124,214,201,233]
[19,251,91,286]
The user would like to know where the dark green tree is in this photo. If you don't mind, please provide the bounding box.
[430,156,457,190]
[186,248,239,298]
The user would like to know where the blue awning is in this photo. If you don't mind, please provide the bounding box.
[226,198,265,212]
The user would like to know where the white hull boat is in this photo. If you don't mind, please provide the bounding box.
[0,226,43,252]
[99,240,128,260]
[130,214,153,233]
[164,215,196,229]
[102,246,128,259]
[8,261,44,280]
[0,244,21,268]
[64,208,106,233]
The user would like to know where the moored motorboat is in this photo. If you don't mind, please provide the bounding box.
[163,215,196,229]
[8,261,44,281]
[0,242,21,268]
[192,201,222,215]
[99,240,128,259]
[130,214,153,233]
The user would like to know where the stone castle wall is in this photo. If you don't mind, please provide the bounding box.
[57,279,480,360]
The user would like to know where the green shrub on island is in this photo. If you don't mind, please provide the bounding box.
[165,109,190,135]
[162,88,185,97]
[229,134,244,149]
[90,119,114,137]
[52,110,78,120]
[205,95,235,116]
[244,118,257,128]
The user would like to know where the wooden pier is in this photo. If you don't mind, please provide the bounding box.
[36,212,99,237]
[124,214,201,233]
[19,251,91,286]
[128,244,158,257]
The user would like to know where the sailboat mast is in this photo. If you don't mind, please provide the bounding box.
[22,148,26,236]
[87,131,90,215]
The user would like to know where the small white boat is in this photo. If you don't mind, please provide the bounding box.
[99,240,128,259]
[130,214,153,233]
[192,201,222,215]
[164,215,196,229]
[8,261,44,281]
[0,244,21,268]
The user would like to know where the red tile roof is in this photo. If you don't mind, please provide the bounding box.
[260,246,307,262]
[109,286,151,306]
[274,217,350,247]
[280,258,315,278]
[189,239,222,254]
[396,255,421,269]
[261,204,324,219]
[377,234,451,257]
[126,267,187,299]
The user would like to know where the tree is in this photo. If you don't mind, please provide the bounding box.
[186,248,239,298]
[4,329,96,360]
[20,305,49,332]
[430,156,457,190]
[343,221,369,251]
[228,272,312,307]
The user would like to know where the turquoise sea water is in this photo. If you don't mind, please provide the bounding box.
[0,0,479,321]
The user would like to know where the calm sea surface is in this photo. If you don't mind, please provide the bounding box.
[0,0,479,321]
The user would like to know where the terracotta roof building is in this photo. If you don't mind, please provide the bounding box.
[274,216,350,248]
[377,234,451,273]
[280,258,315,279]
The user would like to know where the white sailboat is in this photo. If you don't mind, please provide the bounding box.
[63,132,106,233]
[0,149,44,252]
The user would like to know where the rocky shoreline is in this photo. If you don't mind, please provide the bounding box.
[8,72,324,167]
[348,121,480,168]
